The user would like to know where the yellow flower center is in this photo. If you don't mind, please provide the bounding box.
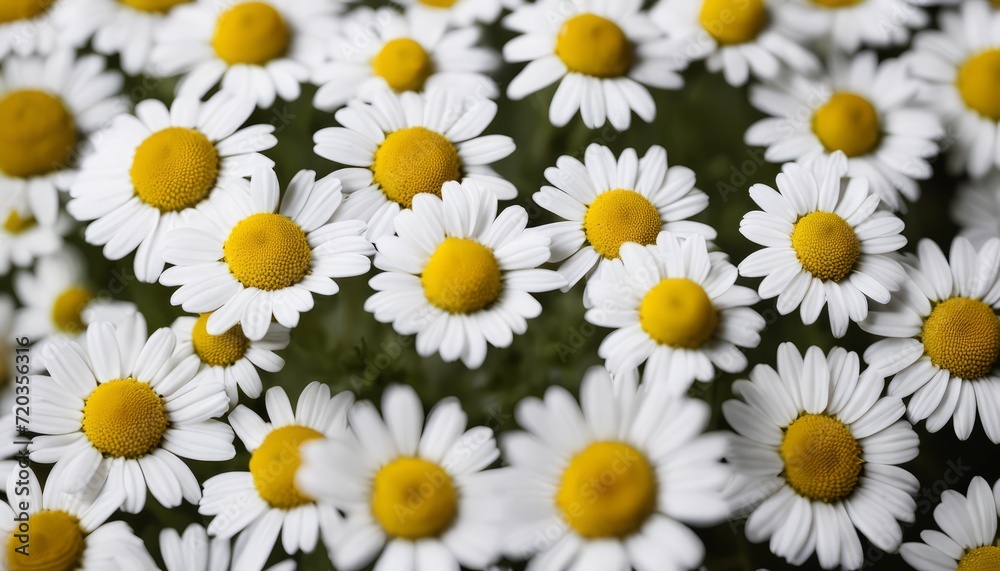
[555,13,633,78]
[372,38,434,93]
[82,378,168,459]
[922,297,1000,380]
[371,127,461,208]
[583,189,662,260]
[249,425,323,509]
[130,127,220,213]
[5,510,84,571]
[639,278,718,349]
[119,0,190,13]
[372,457,458,539]
[780,414,863,502]
[699,0,768,45]
[958,49,1000,122]
[3,211,35,235]
[419,0,459,6]
[51,287,91,335]
[223,213,312,291]
[191,313,250,367]
[556,441,657,539]
[0,90,76,179]
[421,237,501,314]
[212,1,289,65]
[812,93,880,157]
[959,546,1000,571]
[0,0,55,23]
[810,0,862,7]
[791,211,860,282]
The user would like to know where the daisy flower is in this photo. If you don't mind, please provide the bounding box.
[586,232,764,394]
[0,50,124,227]
[739,153,909,337]
[651,0,819,87]
[952,171,1000,248]
[28,313,236,513]
[901,476,1000,571]
[502,0,684,130]
[298,384,505,571]
[0,468,158,570]
[0,0,59,58]
[311,6,498,112]
[160,167,374,341]
[745,52,942,211]
[314,89,515,241]
[532,143,714,292]
[860,237,1000,443]
[365,180,565,368]
[160,523,295,571]
[0,195,67,275]
[199,383,353,571]
[170,312,288,405]
[773,0,933,53]
[150,0,339,108]
[395,0,520,29]
[501,366,729,570]
[68,91,276,283]
[724,343,920,570]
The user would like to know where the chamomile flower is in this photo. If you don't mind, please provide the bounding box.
[586,232,764,394]
[298,384,505,571]
[395,0,520,29]
[745,52,942,211]
[311,6,498,112]
[773,0,933,53]
[0,50,124,226]
[952,172,1000,248]
[160,167,374,341]
[532,143,714,292]
[199,383,352,571]
[501,366,729,570]
[860,237,1000,443]
[724,344,920,570]
[502,0,683,130]
[739,153,908,337]
[68,92,276,283]
[150,0,339,108]
[364,180,565,369]
[901,476,1000,571]
[170,313,289,405]
[159,523,296,571]
[0,196,67,275]
[314,89,515,240]
[0,0,59,58]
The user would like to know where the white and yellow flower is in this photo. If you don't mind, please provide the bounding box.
[68,92,276,283]
[0,194,67,275]
[160,523,295,571]
[160,167,374,341]
[0,0,60,58]
[952,171,1000,248]
[774,0,934,53]
[396,0,520,29]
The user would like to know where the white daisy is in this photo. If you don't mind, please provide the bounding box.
[314,89,516,241]
[738,152,908,337]
[585,232,764,394]
[651,0,820,87]
[150,0,340,108]
[0,194,67,275]
[68,91,277,283]
[860,237,1000,444]
[311,6,498,112]
[724,343,920,570]
[773,0,933,53]
[200,383,352,571]
[532,143,714,293]
[27,313,236,513]
[395,0,521,29]
[952,171,1000,248]
[0,50,124,226]
[160,167,374,341]
[502,0,684,130]
[901,476,1000,571]
[501,366,730,570]
[298,384,505,571]
[744,52,942,211]
[365,180,565,369]
[0,0,60,58]
[160,523,295,571]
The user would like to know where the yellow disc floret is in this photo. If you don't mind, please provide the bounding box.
[51,287,92,335]
[130,127,220,212]
[191,313,250,367]
[700,0,768,45]
[812,93,880,157]
[372,457,458,539]
[3,211,35,235]
[958,49,1000,122]
[419,0,459,6]
[922,297,1000,380]
[5,510,84,571]
[421,237,502,314]
[640,278,718,349]
[556,13,632,78]
[791,211,860,282]
[556,441,657,539]
[780,413,863,502]
[583,189,661,260]
[809,0,861,7]
[0,0,54,23]
[249,425,323,509]
[223,213,312,291]
[958,546,1000,571]
[119,0,191,13]
[372,38,434,93]
[372,127,461,208]
[0,90,76,178]
[212,1,289,65]
[82,378,168,459]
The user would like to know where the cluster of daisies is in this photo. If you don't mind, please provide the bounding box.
[3,0,1000,569]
